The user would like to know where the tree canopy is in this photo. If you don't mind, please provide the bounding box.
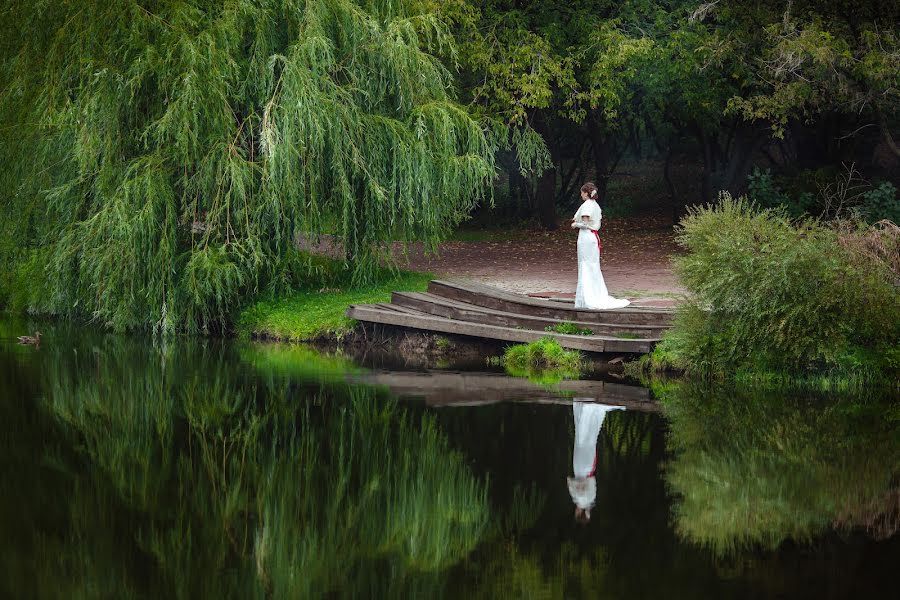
[0,0,495,332]
[1,0,897,331]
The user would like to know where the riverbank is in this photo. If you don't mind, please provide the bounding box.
[237,269,434,342]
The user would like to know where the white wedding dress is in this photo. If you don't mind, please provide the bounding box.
[573,200,630,310]
[566,401,627,511]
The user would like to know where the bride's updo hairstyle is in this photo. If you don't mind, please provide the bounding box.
[581,182,599,200]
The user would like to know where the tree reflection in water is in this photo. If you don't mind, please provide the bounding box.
[1,326,487,598]
[662,382,900,556]
[2,318,898,599]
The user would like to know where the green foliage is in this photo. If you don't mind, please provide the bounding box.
[747,168,817,217]
[856,182,900,225]
[0,0,494,333]
[747,167,899,224]
[668,194,899,378]
[237,256,432,340]
[501,337,583,384]
[724,8,900,139]
[661,382,900,556]
[600,195,637,219]
[544,322,593,336]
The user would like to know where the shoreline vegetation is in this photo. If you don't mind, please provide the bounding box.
[490,337,584,385]
[237,258,433,342]
[631,196,899,388]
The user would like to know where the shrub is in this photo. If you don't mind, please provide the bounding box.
[746,168,816,217]
[601,195,636,219]
[667,194,899,379]
[855,182,900,225]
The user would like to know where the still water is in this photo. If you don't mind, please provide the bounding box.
[2,316,898,599]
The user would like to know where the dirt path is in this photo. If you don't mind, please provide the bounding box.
[397,213,685,308]
[299,212,686,308]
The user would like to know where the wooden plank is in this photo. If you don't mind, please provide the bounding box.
[352,370,658,411]
[391,292,668,338]
[347,304,658,353]
[376,302,428,316]
[433,279,677,319]
[427,280,675,326]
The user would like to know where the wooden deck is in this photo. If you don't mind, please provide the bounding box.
[347,279,675,354]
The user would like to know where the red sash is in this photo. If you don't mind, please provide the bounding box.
[591,229,602,256]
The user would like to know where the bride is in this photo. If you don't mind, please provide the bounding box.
[571,183,630,310]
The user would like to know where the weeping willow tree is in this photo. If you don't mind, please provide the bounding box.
[0,0,495,333]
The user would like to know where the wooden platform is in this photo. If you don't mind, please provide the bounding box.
[347,279,675,354]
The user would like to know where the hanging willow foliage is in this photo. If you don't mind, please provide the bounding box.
[0,0,495,333]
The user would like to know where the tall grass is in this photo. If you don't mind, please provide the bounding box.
[500,337,583,383]
[663,194,899,381]
[237,253,433,340]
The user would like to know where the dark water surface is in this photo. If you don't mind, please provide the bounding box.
[2,316,898,599]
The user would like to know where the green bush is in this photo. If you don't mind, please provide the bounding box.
[666,194,899,379]
[746,168,816,217]
[855,182,900,224]
[601,195,636,219]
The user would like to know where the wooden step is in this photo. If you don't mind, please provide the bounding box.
[391,292,667,339]
[346,304,659,354]
[427,280,675,326]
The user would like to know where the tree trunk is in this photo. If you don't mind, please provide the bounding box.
[698,127,714,204]
[532,111,560,230]
[723,127,768,193]
[663,147,681,225]
[535,164,558,230]
[587,118,611,197]
[507,159,530,221]
[876,106,900,161]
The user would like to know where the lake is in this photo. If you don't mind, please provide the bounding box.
[2,316,898,599]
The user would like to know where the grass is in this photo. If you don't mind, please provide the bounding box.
[613,332,642,339]
[496,337,584,384]
[544,322,594,336]
[237,268,433,341]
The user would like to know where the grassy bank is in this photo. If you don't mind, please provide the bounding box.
[237,266,432,341]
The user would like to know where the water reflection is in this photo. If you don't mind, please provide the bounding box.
[662,382,900,556]
[568,401,625,523]
[1,319,488,598]
[2,317,899,598]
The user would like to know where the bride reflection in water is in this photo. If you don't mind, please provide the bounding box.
[567,400,625,523]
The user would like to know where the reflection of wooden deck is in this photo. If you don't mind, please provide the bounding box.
[352,370,659,412]
[347,279,674,354]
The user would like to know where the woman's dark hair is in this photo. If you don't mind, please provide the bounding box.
[580,182,599,200]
